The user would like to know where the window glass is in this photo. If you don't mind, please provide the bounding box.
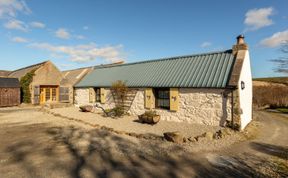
[95,88,101,102]
[154,88,170,109]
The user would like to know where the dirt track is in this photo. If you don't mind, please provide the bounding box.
[0,108,287,178]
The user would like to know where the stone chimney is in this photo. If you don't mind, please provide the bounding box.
[237,34,245,44]
[232,34,248,55]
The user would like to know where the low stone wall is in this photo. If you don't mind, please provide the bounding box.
[74,88,232,126]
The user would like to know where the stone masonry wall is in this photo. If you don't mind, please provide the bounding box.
[74,88,232,126]
[74,88,89,105]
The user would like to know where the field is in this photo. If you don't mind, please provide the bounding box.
[253,77,288,85]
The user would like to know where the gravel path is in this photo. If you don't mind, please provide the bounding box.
[50,107,220,138]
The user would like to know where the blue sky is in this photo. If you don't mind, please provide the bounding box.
[0,0,287,77]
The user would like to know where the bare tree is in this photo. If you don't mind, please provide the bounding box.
[270,41,288,74]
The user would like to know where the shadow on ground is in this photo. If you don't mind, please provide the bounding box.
[1,123,277,178]
[250,142,288,159]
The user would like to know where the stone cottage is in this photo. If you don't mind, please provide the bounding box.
[74,35,252,130]
[8,61,68,104]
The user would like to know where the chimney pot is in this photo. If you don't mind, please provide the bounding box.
[236,34,245,45]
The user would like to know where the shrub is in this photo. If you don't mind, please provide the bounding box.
[111,106,125,117]
[111,80,129,109]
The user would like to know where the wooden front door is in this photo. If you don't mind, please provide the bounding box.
[40,86,59,104]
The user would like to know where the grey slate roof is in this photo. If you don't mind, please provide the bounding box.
[0,78,20,88]
[76,50,236,88]
[8,61,48,79]
[61,67,93,86]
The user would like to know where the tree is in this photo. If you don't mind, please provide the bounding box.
[270,41,288,74]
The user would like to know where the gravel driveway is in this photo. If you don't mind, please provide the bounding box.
[50,107,220,138]
[0,107,287,178]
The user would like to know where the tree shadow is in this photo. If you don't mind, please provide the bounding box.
[2,123,273,178]
[250,142,288,159]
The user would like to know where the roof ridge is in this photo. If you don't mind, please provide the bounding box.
[62,62,123,72]
[94,49,233,70]
[10,60,49,73]
[62,66,93,72]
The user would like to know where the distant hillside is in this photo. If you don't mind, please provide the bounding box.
[253,77,288,85]
[0,70,11,77]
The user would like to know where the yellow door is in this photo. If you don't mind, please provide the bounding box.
[40,88,45,104]
[40,86,59,104]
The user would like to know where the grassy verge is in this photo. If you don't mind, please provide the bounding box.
[276,108,288,114]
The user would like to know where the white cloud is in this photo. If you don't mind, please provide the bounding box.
[55,28,71,39]
[59,63,74,68]
[0,0,31,18]
[4,19,27,31]
[11,36,28,43]
[30,21,45,28]
[29,42,125,62]
[260,30,288,48]
[75,35,85,40]
[200,42,212,48]
[244,7,274,31]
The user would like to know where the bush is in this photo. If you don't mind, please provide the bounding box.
[111,106,125,117]
[253,85,288,108]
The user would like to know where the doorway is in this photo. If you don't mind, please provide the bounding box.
[40,86,58,104]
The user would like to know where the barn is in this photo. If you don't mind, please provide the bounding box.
[0,78,20,107]
[74,35,252,130]
[8,61,71,105]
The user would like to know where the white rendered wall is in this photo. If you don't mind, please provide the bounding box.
[238,51,253,130]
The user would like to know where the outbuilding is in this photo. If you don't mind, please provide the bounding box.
[75,35,252,130]
[0,78,20,107]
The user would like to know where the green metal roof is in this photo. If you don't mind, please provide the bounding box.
[76,50,236,88]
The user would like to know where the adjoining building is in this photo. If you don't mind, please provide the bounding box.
[7,60,123,105]
[61,61,124,104]
[61,67,94,103]
[8,61,71,104]
[0,78,20,107]
[75,35,252,130]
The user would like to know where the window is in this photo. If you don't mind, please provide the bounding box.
[59,87,69,102]
[95,88,101,102]
[154,88,170,109]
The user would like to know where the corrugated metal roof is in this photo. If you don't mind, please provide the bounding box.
[76,50,236,88]
[0,78,20,88]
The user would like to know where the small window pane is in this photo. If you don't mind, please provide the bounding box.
[154,88,170,109]
[95,88,101,102]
